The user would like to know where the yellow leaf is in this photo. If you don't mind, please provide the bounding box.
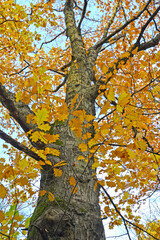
[35,108,49,126]
[118,92,130,106]
[102,65,108,73]
[54,161,67,167]
[39,124,51,131]
[30,131,47,143]
[100,123,109,136]
[101,101,110,114]
[69,176,76,186]
[77,155,85,161]
[71,186,78,194]
[107,86,115,102]
[39,190,47,196]
[45,147,60,156]
[88,138,97,148]
[55,103,68,121]
[82,132,91,140]
[120,51,130,58]
[44,134,59,143]
[71,94,79,110]
[19,158,29,170]
[94,181,98,191]
[39,160,46,165]
[116,104,123,113]
[107,181,116,187]
[104,206,109,214]
[123,191,129,200]
[0,210,5,222]
[48,192,55,201]
[53,168,62,177]
[92,161,99,169]
[0,184,7,198]
[45,160,52,166]
[138,139,147,151]
[85,114,95,122]
[78,143,88,152]
[36,150,46,160]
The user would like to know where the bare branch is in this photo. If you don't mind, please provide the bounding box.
[39,30,66,50]
[0,129,43,162]
[0,231,10,239]
[48,68,66,76]
[53,76,68,93]
[78,0,88,30]
[146,9,160,32]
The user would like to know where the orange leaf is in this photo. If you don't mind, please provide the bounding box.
[39,190,47,196]
[0,184,7,198]
[69,176,76,186]
[53,168,62,177]
[48,192,55,201]
[0,210,5,222]
[78,143,88,152]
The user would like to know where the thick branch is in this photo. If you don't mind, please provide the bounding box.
[0,83,35,132]
[138,32,160,51]
[0,129,43,161]
[64,0,85,58]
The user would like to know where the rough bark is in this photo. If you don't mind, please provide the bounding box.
[27,54,105,240]
[26,1,105,239]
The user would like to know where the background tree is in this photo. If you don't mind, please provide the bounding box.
[0,0,160,239]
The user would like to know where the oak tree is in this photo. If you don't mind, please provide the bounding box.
[0,0,160,239]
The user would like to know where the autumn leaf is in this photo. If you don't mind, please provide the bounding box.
[35,108,49,126]
[118,91,130,106]
[48,192,55,201]
[0,184,7,198]
[45,160,52,166]
[78,143,88,152]
[54,161,67,167]
[0,210,5,222]
[77,155,85,161]
[69,176,76,186]
[106,86,115,102]
[39,190,47,196]
[71,186,78,194]
[53,168,62,177]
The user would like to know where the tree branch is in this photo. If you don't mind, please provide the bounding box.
[96,33,160,93]
[93,0,152,50]
[0,231,10,239]
[39,30,66,50]
[64,0,85,58]
[0,129,44,161]
[78,0,88,30]
[100,185,160,240]
[135,5,160,46]
[0,83,35,133]
[138,32,160,51]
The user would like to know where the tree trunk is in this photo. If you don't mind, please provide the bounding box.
[27,0,105,238]
[27,47,105,240]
